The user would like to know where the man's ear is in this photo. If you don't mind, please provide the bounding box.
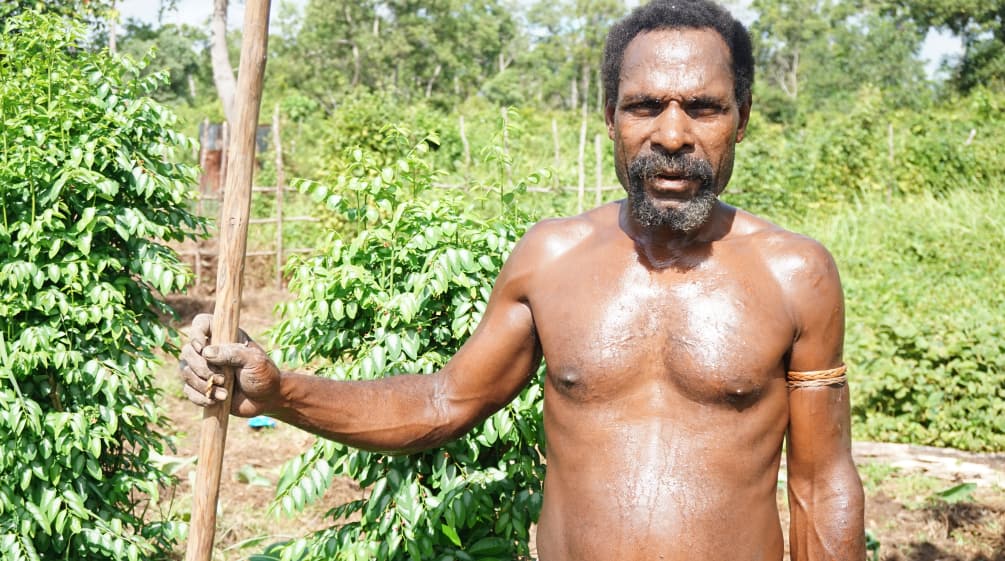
[605,101,616,140]
[736,94,752,143]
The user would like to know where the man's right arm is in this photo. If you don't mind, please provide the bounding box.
[179,224,548,455]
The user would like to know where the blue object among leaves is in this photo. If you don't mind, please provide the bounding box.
[248,415,277,429]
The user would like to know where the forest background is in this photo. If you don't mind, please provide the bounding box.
[1,0,1003,560]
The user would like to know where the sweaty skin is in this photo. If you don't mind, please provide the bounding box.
[180,27,864,561]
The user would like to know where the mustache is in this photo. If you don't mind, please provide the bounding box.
[628,151,714,183]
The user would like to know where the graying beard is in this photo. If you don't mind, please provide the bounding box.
[630,188,717,232]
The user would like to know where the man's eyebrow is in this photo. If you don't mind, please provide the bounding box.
[685,95,728,106]
[619,94,663,105]
[619,94,728,106]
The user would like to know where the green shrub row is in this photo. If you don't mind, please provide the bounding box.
[255,85,1005,226]
[795,189,1005,451]
[728,87,1005,220]
[265,135,543,561]
[0,12,200,560]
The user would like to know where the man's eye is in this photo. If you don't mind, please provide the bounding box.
[626,102,661,115]
[688,104,724,117]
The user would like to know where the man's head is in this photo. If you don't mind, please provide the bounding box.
[603,1,754,234]
[602,0,754,109]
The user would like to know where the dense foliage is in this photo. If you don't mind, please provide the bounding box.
[265,134,544,560]
[888,0,1005,91]
[8,1,1002,559]
[726,87,1005,218]
[0,12,200,560]
[0,0,116,28]
[794,190,1005,452]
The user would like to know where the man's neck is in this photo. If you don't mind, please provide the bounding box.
[618,200,735,271]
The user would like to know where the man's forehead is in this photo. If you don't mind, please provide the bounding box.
[619,28,734,96]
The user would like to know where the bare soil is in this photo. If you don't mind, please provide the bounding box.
[158,289,1005,561]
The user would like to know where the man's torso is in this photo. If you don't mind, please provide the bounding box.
[523,202,804,561]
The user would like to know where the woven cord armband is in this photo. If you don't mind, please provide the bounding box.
[786,364,847,390]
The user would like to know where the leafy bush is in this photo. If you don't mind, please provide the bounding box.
[316,92,462,177]
[794,190,1005,451]
[0,12,200,559]
[728,88,1005,221]
[267,136,543,560]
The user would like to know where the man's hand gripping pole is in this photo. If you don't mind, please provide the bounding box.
[185,2,272,560]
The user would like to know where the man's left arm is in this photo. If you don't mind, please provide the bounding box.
[782,238,865,561]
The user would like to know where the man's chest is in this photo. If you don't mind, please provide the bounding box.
[530,258,794,406]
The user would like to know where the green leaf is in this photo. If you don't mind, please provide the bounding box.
[933,482,977,503]
[236,465,272,487]
[467,537,510,557]
[440,526,462,546]
[78,232,92,256]
[385,333,402,361]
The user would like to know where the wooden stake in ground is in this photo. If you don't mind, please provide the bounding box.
[185,2,272,560]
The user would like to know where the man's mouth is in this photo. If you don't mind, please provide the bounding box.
[649,172,698,194]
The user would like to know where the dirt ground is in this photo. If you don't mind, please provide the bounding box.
[157,289,1005,561]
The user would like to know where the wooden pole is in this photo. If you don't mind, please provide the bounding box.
[273,104,285,290]
[594,134,603,207]
[577,101,587,213]
[501,107,512,188]
[185,2,271,561]
[459,114,471,179]
[551,118,561,192]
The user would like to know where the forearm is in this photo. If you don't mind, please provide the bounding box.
[788,463,865,561]
[265,370,466,454]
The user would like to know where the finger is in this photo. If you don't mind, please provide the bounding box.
[178,356,224,393]
[202,343,257,368]
[212,386,228,401]
[203,383,228,401]
[190,313,213,352]
[183,383,214,407]
[180,344,216,382]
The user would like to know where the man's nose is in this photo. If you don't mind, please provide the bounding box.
[651,103,693,153]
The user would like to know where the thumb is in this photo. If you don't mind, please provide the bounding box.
[202,344,246,367]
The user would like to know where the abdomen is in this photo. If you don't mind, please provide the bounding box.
[536,393,787,561]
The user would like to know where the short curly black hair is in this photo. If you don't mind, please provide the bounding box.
[602,0,754,107]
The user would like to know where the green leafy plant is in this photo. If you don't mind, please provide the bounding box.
[795,189,1005,452]
[865,530,881,561]
[267,132,544,561]
[931,483,977,504]
[0,12,201,560]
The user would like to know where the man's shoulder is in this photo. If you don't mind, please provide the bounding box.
[730,208,836,269]
[492,206,616,297]
[516,202,619,260]
[727,210,843,329]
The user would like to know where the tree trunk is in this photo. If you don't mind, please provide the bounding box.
[596,66,603,110]
[335,40,361,88]
[777,49,799,100]
[570,73,578,111]
[425,64,442,98]
[108,1,117,54]
[211,0,237,124]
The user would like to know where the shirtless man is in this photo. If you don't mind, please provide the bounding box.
[180,1,865,559]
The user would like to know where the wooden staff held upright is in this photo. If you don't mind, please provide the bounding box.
[186,2,272,560]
